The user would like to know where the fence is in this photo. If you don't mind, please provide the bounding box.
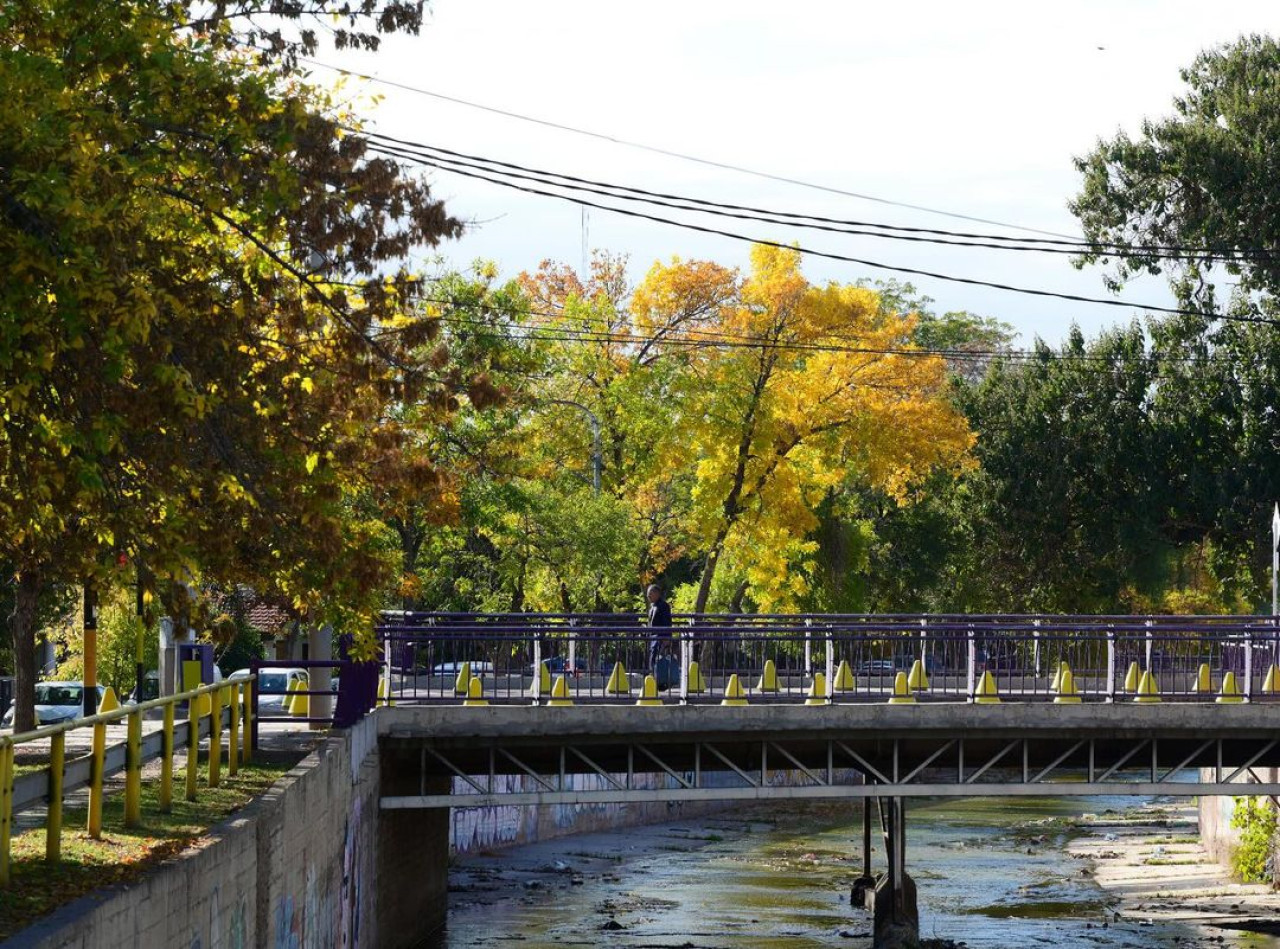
[374,613,1280,706]
[0,677,257,886]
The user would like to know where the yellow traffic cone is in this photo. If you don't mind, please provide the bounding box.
[907,659,930,692]
[688,660,707,693]
[1054,668,1082,703]
[531,661,552,698]
[548,675,573,707]
[98,686,120,714]
[805,673,828,706]
[1194,663,1213,694]
[463,676,488,707]
[756,659,780,693]
[721,674,749,706]
[453,662,471,696]
[1123,661,1141,692]
[1050,661,1067,693]
[637,675,664,707]
[1134,670,1161,704]
[974,670,1001,704]
[889,672,916,704]
[196,690,213,719]
[289,680,310,717]
[833,660,855,692]
[1216,670,1244,704]
[1263,664,1279,695]
[377,677,395,707]
[605,661,631,696]
[281,679,299,714]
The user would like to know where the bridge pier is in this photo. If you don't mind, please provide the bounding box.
[872,796,919,949]
[377,750,451,949]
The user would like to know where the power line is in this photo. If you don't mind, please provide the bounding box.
[364,143,1280,329]
[302,57,1080,240]
[365,133,1270,264]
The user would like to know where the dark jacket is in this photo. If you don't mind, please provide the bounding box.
[647,599,672,630]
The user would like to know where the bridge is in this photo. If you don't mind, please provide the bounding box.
[370,612,1280,948]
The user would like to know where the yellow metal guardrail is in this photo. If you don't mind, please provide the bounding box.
[0,676,256,886]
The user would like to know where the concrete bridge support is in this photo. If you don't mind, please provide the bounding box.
[377,749,451,949]
[872,797,919,949]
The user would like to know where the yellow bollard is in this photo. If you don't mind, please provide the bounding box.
[1216,671,1244,704]
[756,659,780,693]
[1123,661,1141,692]
[186,693,199,802]
[1050,661,1067,693]
[87,720,106,838]
[288,680,309,718]
[889,672,916,704]
[1263,664,1280,695]
[833,660,855,692]
[124,709,142,828]
[805,673,828,706]
[453,662,471,696]
[637,675,664,707]
[228,683,240,777]
[974,670,1001,704]
[47,731,64,862]
[98,686,120,714]
[687,660,707,693]
[1054,668,1083,704]
[1194,663,1213,694]
[532,662,552,699]
[159,701,174,813]
[721,674,749,706]
[547,675,573,707]
[0,742,12,886]
[209,685,223,788]
[605,661,631,696]
[376,676,395,707]
[463,676,488,707]
[1134,670,1162,704]
[907,659,930,692]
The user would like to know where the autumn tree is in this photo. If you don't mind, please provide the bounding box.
[0,1,462,728]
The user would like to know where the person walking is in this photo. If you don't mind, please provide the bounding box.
[646,583,673,674]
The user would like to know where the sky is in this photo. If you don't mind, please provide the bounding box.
[315,1,1280,346]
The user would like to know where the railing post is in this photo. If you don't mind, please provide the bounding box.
[1144,619,1153,675]
[568,624,578,685]
[825,629,835,700]
[88,719,106,838]
[244,677,255,761]
[920,618,928,670]
[124,708,142,828]
[159,701,174,813]
[228,683,241,775]
[1032,619,1041,678]
[966,625,976,702]
[679,635,690,705]
[1106,626,1117,703]
[209,686,223,788]
[804,619,813,677]
[1244,628,1254,703]
[186,693,199,802]
[383,631,392,704]
[47,731,64,862]
[0,741,12,886]
[532,635,542,705]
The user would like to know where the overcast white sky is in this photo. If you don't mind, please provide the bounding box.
[317,1,1280,345]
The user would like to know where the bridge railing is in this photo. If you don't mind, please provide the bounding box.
[372,615,1280,705]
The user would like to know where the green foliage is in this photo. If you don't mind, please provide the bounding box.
[55,585,158,697]
[1230,797,1277,884]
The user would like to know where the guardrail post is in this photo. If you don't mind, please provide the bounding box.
[383,631,392,703]
[920,618,929,670]
[245,677,255,761]
[966,626,976,702]
[532,636,542,705]
[825,629,835,700]
[1244,630,1254,703]
[228,683,241,776]
[209,686,223,788]
[124,708,142,828]
[47,730,64,862]
[1106,626,1117,703]
[1032,619,1041,678]
[88,719,106,838]
[159,702,174,813]
[1144,619,1153,674]
[186,694,199,802]
[0,741,13,885]
[804,619,813,677]
[680,636,690,705]
[568,626,578,685]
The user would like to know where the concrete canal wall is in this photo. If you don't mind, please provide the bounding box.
[1198,767,1280,885]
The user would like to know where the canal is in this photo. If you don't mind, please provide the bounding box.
[431,796,1280,949]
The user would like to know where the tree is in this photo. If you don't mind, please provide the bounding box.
[0,1,462,728]
[640,245,974,613]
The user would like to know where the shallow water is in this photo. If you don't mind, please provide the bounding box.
[432,796,1280,949]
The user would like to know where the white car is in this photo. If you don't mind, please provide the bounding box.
[2,681,107,728]
[230,668,309,713]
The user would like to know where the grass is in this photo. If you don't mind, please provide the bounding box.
[0,754,297,940]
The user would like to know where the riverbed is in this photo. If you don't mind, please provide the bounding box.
[431,797,1280,948]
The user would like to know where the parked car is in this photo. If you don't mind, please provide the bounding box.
[430,661,494,676]
[532,657,587,676]
[856,659,899,676]
[230,668,309,713]
[2,681,107,728]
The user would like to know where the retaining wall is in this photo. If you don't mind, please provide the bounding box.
[1198,767,1280,884]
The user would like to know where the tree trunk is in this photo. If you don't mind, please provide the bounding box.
[692,534,727,615]
[728,579,749,614]
[10,566,41,733]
